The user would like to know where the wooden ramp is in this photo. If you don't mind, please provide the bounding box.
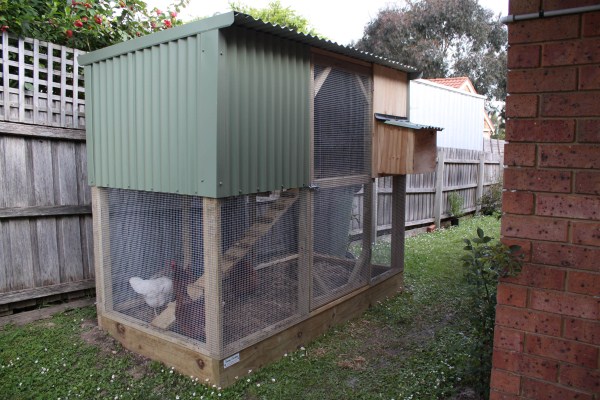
[152,189,300,329]
[187,189,299,300]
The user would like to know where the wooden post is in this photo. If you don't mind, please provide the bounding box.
[476,153,485,213]
[203,197,223,358]
[391,175,406,274]
[372,178,379,241]
[433,150,445,228]
[182,196,191,268]
[91,187,111,318]
[298,189,312,315]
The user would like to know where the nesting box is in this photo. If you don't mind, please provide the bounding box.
[81,11,436,386]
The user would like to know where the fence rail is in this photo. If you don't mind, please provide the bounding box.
[0,34,91,311]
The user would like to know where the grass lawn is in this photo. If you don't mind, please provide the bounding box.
[0,216,501,400]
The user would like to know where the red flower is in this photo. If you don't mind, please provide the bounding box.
[71,0,77,5]
[1,25,9,32]
[84,3,92,8]
[155,8,162,15]
[136,31,141,37]
[119,1,126,8]
[82,16,88,22]
[94,15,103,24]
[74,20,83,28]
[150,22,157,29]
[163,19,172,28]
[66,29,73,38]
[170,11,177,18]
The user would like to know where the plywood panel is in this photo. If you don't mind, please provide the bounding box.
[373,64,408,116]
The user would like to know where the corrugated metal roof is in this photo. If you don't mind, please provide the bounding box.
[79,11,417,73]
[231,13,417,73]
[374,113,443,131]
[383,120,444,131]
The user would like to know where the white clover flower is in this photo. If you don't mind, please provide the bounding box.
[271,378,276,382]
[256,383,261,387]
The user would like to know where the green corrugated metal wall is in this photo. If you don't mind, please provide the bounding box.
[85,22,310,198]
[86,31,221,196]
[216,27,310,197]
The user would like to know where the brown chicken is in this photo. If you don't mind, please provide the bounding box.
[171,261,206,341]
[224,260,258,299]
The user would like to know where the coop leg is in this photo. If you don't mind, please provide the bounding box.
[391,175,406,274]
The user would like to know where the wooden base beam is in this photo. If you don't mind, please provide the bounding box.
[99,270,403,388]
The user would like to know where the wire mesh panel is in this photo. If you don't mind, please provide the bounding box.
[312,184,369,308]
[312,59,373,309]
[104,188,207,345]
[101,187,305,357]
[221,190,301,352]
[314,64,372,179]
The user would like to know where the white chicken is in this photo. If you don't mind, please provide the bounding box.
[129,276,173,316]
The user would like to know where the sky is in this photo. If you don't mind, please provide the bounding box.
[148,0,509,46]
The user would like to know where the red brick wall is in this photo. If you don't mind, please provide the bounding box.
[492,1,600,399]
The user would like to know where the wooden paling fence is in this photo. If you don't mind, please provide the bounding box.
[0,33,93,315]
[351,147,503,237]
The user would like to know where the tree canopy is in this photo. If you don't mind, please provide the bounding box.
[355,0,507,103]
[0,0,188,51]
[230,1,321,37]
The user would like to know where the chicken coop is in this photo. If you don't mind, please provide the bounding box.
[80,11,440,386]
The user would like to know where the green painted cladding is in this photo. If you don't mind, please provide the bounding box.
[216,27,310,197]
[84,23,310,197]
[86,32,220,197]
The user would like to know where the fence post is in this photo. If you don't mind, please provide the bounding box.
[433,150,445,228]
[476,152,485,213]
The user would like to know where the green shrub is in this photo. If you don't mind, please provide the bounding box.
[478,180,503,216]
[447,191,464,217]
[0,0,189,51]
[460,227,522,398]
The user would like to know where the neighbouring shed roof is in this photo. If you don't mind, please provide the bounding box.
[426,77,473,90]
[79,11,418,73]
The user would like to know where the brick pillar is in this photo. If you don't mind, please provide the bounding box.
[492,1,600,399]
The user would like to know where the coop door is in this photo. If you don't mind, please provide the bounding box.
[311,54,374,309]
